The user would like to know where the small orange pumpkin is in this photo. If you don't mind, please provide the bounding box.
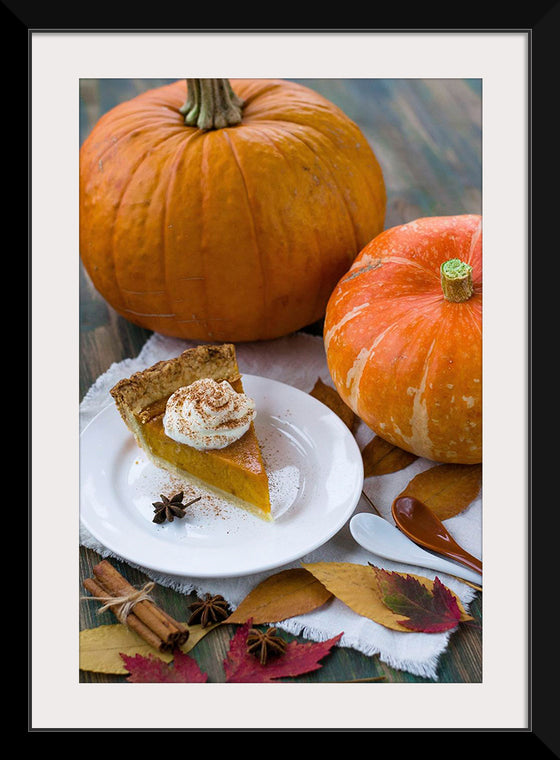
[80,78,386,342]
[324,215,482,464]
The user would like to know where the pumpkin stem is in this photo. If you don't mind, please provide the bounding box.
[179,79,244,130]
[440,258,474,302]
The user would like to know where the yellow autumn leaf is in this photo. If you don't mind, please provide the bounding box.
[302,561,472,632]
[79,622,216,675]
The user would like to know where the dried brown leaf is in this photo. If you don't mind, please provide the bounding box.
[396,463,482,520]
[309,377,358,431]
[362,436,418,477]
[226,568,332,625]
[302,561,472,632]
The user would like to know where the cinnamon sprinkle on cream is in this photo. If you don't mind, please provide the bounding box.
[163,378,256,450]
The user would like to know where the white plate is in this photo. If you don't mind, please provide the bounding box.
[80,374,363,578]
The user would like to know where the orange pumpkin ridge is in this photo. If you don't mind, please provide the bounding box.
[80,78,387,342]
[324,215,482,465]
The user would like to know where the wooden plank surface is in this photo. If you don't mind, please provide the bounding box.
[79,77,482,685]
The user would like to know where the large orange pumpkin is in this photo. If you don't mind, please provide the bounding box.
[80,78,386,342]
[324,215,482,464]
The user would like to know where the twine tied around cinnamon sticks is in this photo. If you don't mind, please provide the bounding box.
[84,580,156,622]
[82,560,189,652]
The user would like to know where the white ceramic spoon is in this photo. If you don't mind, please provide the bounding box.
[349,513,483,586]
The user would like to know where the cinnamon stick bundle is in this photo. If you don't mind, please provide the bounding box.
[83,560,189,652]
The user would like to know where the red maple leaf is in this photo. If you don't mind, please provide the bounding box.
[120,650,208,683]
[223,620,343,683]
[372,566,462,633]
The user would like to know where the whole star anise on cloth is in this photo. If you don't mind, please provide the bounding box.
[188,594,231,627]
[246,626,287,665]
[152,492,201,523]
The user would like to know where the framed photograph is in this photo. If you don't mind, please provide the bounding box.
[30,27,532,735]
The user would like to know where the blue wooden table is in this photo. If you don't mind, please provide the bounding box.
[79,77,482,684]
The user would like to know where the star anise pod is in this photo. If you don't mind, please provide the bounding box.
[152,492,201,523]
[246,626,287,665]
[187,593,231,627]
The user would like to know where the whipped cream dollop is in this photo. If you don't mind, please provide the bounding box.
[163,378,256,450]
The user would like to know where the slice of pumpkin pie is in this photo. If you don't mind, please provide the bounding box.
[110,344,272,520]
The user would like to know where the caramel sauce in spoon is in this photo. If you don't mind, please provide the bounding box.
[392,496,482,575]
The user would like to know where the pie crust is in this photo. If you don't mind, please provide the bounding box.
[110,344,272,520]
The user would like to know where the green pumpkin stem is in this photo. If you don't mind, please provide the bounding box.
[180,79,244,130]
[440,258,474,302]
